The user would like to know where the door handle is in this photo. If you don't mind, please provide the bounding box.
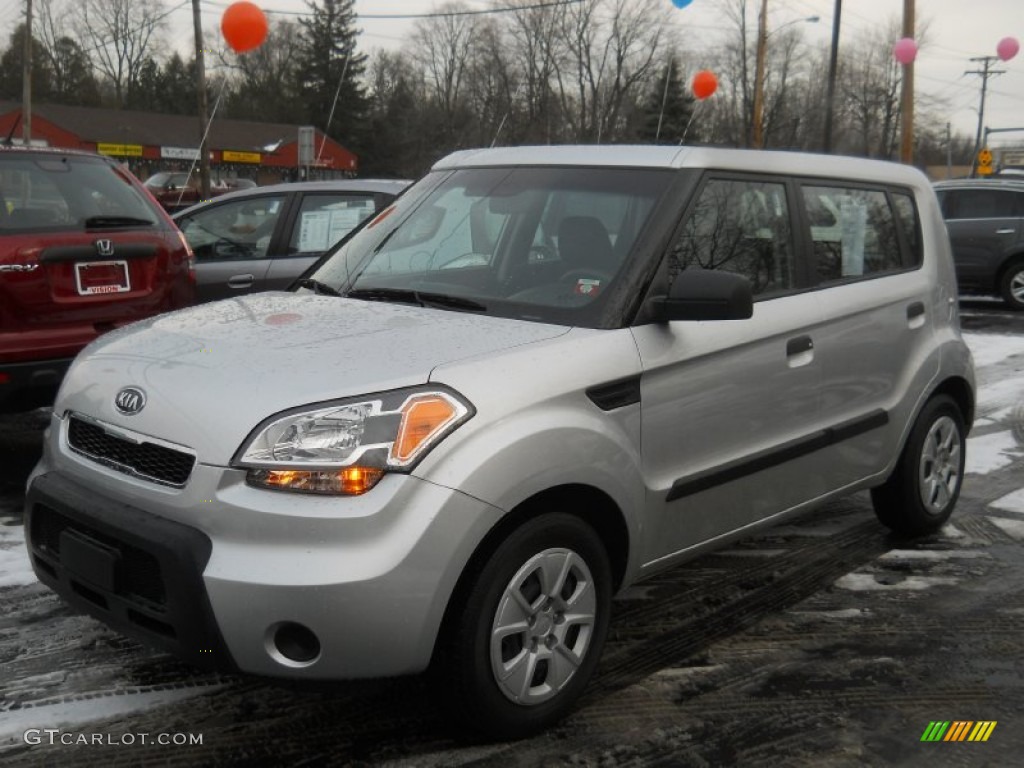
[907,301,926,329]
[786,335,814,368]
[786,335,814,356]
[995,228,1015,235]
[227,274,255,288]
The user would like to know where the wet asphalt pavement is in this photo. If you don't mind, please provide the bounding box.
[0,300,1022,767]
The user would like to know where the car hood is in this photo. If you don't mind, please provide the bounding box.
[55,292,570,465]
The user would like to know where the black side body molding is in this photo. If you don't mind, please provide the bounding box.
[667,408,889,502]
[587,375,642,411]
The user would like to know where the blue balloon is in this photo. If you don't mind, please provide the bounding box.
[672,0,694,8]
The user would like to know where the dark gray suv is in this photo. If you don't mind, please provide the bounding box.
[934,179,1024,309]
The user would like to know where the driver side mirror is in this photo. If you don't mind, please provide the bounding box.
[652,269,753,322]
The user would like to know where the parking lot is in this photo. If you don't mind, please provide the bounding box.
[1,300,1022,767]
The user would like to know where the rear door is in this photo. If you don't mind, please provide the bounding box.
[0,153,187,363]
[798,182,935,490]
[264,191,386,290]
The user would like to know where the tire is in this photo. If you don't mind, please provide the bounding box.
[440,513,611,740]
[1000,260,1024,311]
[871,395,966,536]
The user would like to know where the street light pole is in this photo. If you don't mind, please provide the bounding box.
[751,5,817,149]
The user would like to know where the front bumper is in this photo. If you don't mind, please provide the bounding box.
[26,413,506,679]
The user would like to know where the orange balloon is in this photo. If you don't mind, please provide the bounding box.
[692,70,718,100]
[222,2,268,53]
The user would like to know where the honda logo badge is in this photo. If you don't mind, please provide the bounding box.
[95,239,115,257]
[114,387,146,415]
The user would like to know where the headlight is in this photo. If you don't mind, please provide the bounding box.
[235,387,473,495]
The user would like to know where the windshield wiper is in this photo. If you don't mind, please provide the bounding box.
[83,215,154,228]
[346,287,486,312]
[296,278,343,297]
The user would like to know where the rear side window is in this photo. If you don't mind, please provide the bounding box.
[669,178,795,298]
[942,188,1018,219]
[802,185,902,282]
[290,194,379,255]
[177,196,286,261]
[891,192,922,267]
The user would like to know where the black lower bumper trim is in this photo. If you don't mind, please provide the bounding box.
[25,472,236,673]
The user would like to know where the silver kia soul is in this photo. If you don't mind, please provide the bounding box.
[26,146,975,738]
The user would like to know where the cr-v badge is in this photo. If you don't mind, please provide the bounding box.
[0,264,39,272]
[114,387,146,415]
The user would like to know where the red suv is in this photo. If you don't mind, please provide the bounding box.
[0,147,195,413]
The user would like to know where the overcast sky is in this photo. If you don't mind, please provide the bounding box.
[3,0,1022,147]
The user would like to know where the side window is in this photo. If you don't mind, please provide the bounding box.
[948,189,1016,219]
[803,186,902,282]
[290,194,378,256]
[669,178,794,297]
[891,192,922,267]
[178,196,286,261]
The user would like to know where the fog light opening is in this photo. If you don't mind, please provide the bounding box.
[273,622,321,664]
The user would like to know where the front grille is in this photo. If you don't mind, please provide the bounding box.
[67,415,195,487]
[31,503,167,607]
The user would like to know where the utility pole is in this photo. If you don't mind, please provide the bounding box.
[823,0,842,153]
[191,0,211,197]
[751,0,768,148]
[899,0,914,164]
[966,55,1004,177]
[22,0,32,143]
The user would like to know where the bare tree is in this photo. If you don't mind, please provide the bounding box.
[412,2,478,144]
[505,0,565,143]
[74,0,167,108]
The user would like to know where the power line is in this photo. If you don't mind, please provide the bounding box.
[200,0,584,20]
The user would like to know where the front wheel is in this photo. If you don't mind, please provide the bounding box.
[1000,261,1024,310]
[440,513,611,740]
[871,395,966,536]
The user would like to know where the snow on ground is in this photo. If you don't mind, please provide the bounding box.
[990,488,1024,515]
[963,332,1024,368]
[833,573,959,591]
[988,517,1024,540]
[0,687,225,745]
[965,430,1022,475]
[0,520,34,588]
[879,549,990,561]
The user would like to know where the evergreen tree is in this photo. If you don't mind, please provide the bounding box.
[636,56,695,145]
[0,24,54,103]
[294,0,369,163]
[48,37,101,106]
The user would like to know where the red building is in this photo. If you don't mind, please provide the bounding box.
[0,101,358,184]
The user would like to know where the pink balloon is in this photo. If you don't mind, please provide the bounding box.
[893,37,917,65]
[997,36,1019,61]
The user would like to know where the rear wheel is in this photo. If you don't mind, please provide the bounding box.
[871,395,966,536]
[440,513,611,740]
[1000,260,1024,310]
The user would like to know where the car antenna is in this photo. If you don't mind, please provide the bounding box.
[3,114,22,146]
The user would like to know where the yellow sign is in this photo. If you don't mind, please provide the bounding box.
[977,164,994,176]
[222,150,261,164]
[97,143,143,157]
[977,148,993,166]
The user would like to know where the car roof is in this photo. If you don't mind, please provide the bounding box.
[933,178,1024,191]
[432,145,930,187]
[172,178,411,218]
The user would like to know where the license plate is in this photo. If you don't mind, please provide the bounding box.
[75,260,130,295]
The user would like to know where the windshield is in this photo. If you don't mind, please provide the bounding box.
[304,166,673,327]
